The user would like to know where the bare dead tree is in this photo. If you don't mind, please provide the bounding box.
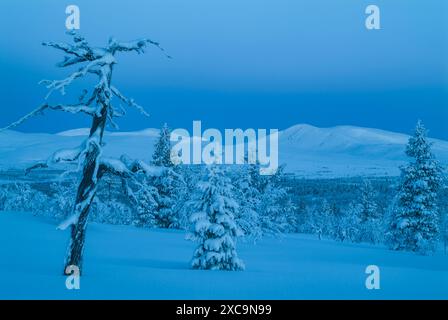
[1,31,170,274]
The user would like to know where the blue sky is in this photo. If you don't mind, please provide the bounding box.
[0,0,447,138]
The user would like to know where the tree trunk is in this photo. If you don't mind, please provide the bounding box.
[63,109,107,275]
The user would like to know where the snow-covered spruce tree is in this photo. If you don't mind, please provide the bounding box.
[49,180,77,220]
[333,202,360,243]
[152,123,173,167]
[254,165,295,236]
[150,123,186,228]
[307,199,335,239]
[131,178,159,228]
[359,180,379,223]
[1,32,170,274]
[187,165,245,271]
[357,180,383,244]
[233,164,262,241]
[176,164,202,229]
[387,120,444,254]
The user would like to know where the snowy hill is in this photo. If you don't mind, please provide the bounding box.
[1,124,448,178]
[280,124,448,177]
[0,212,447,299]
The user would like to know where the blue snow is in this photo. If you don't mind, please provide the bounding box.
[0,212,446,299]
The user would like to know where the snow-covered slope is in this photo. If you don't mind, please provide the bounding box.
[1,212,447,299]
[1,124,448,178]
[279,124,448,177]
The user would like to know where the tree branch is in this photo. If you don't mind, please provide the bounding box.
[111,86,149,117]
[108,38,172,59]
[40,57,110,99]
[0,104,48,131]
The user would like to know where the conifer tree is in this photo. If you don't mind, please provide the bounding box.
[234,164,262,240]
[387,120,443,254]
[152,123,173,167]
[359,180,379,223]
[187,165,245,271]
[151,123,185,228]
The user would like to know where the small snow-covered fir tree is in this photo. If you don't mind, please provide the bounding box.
[152,168,185,228]
[121,175,159,228]
[151,123,186,228]
[256,166,295,236]
[188,165,245,271]
[49,181,77,220]
[333,203,360,242]
[152,123,173,168]
[303,199,334,240]
[233,164,262,241]
[387,120,443,254]
[357,180,383,244]
[359,180,379,223]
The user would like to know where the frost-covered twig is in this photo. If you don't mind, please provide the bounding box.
[0,104,47,132]
[0,101,98,132]
[40,58,109,99]
[111,86,149,117]
[108,38,172,58]
[50,103,97,115]
[42,32,96,66]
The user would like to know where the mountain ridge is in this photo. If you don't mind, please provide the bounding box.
[1,124,447,178]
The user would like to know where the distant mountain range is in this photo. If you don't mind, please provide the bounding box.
[1,124,447,178]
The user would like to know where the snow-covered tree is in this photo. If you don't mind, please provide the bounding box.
[187,165,245,271]
[306,199,335,240]
[153,168,186,228]
[176,165,203,229]
[254,165,295,236]
[150,123,186,228]
[1,31,170,274]
[48,181,77,220]
[356,180,383,244]
[387,120,444,254]
[359,180,379,223]
[1,183,49,215]
[233,165,262,241]
[152,123,173,167]
[333,203,360,242]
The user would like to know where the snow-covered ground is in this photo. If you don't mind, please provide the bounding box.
[0,212,446,300]
[1,124,448,178]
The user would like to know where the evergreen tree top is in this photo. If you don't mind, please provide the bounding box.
[152,123,173,167]
[406,120,434,162]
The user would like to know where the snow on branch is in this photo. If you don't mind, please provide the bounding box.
[119,155,165,177]
[42,31,96,67]
[0,104,47,132]
[57,213,80,230]
[42,41,90,60]
[40,58,110,99]
[99,156,165,179]
[108,37,172,58]
[111,86,149,117]
[98,158,133,178]
[25,145,84,175]
[0,102,98,132]
[49,102,97,116]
